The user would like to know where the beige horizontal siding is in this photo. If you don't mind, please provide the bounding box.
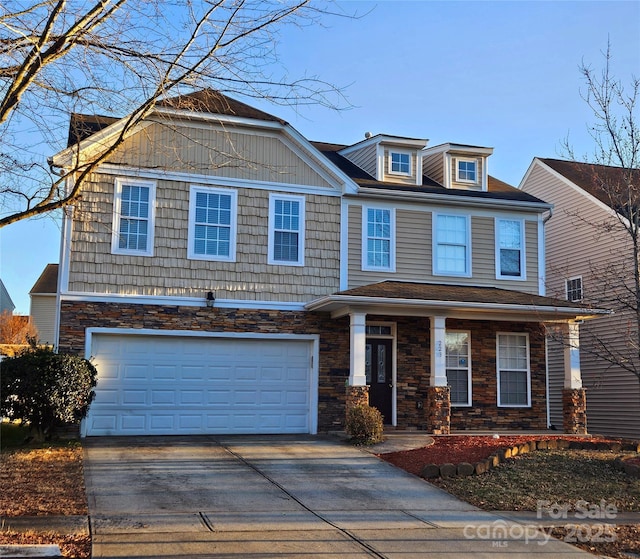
[68,173,341,301]
[422,152,444,184]
[29,296,56,345]
[523,162,640,438]
[343,143,377,178]
[108,121,333,188]
[348,202,540,293]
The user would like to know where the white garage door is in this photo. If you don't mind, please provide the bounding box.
[85,334,314,436]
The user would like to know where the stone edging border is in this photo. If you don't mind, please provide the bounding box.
[419,438,640,480]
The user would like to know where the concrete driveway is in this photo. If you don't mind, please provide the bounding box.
[84,435,593,558]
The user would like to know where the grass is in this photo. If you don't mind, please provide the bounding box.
[431,449,640,512]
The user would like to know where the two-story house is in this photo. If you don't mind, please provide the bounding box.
[520,158,639,438]
[51,90,604,437]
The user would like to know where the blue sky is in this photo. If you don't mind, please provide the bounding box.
[1,0,639,315]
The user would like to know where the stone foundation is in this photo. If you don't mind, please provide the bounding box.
[426,386,451,435]
[563,388,588,434]
[345,385,370,419]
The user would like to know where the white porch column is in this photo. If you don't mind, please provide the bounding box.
[430,316,448,387]
[564,321,582,389]
[349,312,368,386]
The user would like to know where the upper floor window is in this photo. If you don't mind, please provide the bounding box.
[188,186,237,261]
[456,158,477,183]
[496,219,525,279]
[389,151,411,175]
[497,333,531,407]
[446,331,472,406]
[363,206,395,271]
[268,194,305,266]
[112,178,156,256]
[566,276,583,302]
[433,213,471,276]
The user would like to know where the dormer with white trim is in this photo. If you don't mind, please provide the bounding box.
[422,143,493,191]
[338,134,428,186]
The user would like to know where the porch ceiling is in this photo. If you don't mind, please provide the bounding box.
[305,281,610,322]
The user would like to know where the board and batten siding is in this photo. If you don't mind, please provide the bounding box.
[108,121,335,189]
[347,202,540,293]
[522,161,640,438]
[67,173,340,301]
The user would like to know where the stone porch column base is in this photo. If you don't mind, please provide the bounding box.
[426,386,451,435]
[345,385,370,422]
[563,388,587,434]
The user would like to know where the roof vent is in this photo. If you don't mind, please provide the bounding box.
[364,131,372,139]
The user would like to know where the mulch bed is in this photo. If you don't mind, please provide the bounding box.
[379,435,618,476]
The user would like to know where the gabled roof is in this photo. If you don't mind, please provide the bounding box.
[29,264,59,295]
[156,89,287,125]
[538,158,640,210]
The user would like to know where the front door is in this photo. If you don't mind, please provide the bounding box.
[366,338,393,424]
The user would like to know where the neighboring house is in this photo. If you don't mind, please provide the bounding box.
[0,279,15,314]
[521,158,640,439]
[51,90,605,437]
[29,263,59,346]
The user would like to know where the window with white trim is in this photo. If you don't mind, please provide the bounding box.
[188,186,237,261]
[446,331,471,406]
[389,151,411,175]
[268,194,305,266]
[566,277,583,302]
[433,213,471,276]
[496,219,525,279]
[456,158,477,182]
[112,178,156,256]
[363,206,395,271]
[497,333,531,407]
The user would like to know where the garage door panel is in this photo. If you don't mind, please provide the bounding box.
[87,334,313,436]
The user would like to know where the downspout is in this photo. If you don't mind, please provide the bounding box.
[541,207,553,427]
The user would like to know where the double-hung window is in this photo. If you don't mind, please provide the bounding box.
[456,158,477,183]
[112,178,156,256]
[268,194,305,266]
[446,331,472,406]
[188,186,237,261]
[496,219,525,279]
[363,206,395,271]
[389,151,411,175]
[566,277,583,302]
[497,333,531,407]
[433,213,471,276]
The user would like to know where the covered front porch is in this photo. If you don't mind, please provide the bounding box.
[307,281,608,435]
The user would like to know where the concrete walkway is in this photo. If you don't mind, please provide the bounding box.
[81,435,600,558]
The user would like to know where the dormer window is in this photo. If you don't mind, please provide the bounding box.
[457,158,477,183]
[389,151,411,176]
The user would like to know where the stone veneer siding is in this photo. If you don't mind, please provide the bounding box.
[59,301,350,432]
[563,388,588,435]
[60,303,549,433]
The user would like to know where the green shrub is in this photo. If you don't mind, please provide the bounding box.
[346,404,384,445]
[1,346,97,440]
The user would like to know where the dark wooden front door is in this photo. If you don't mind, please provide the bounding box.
[366,338,393,424]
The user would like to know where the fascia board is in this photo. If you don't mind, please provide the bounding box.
[305,294,609,321]
[51,118,154,168]
[423,143,494,156]
[352,187,553,212]
[532,158,623,221]
[339,134,428,156]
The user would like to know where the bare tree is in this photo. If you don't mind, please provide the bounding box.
[560,41,640,382]
[0,0,351,227]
